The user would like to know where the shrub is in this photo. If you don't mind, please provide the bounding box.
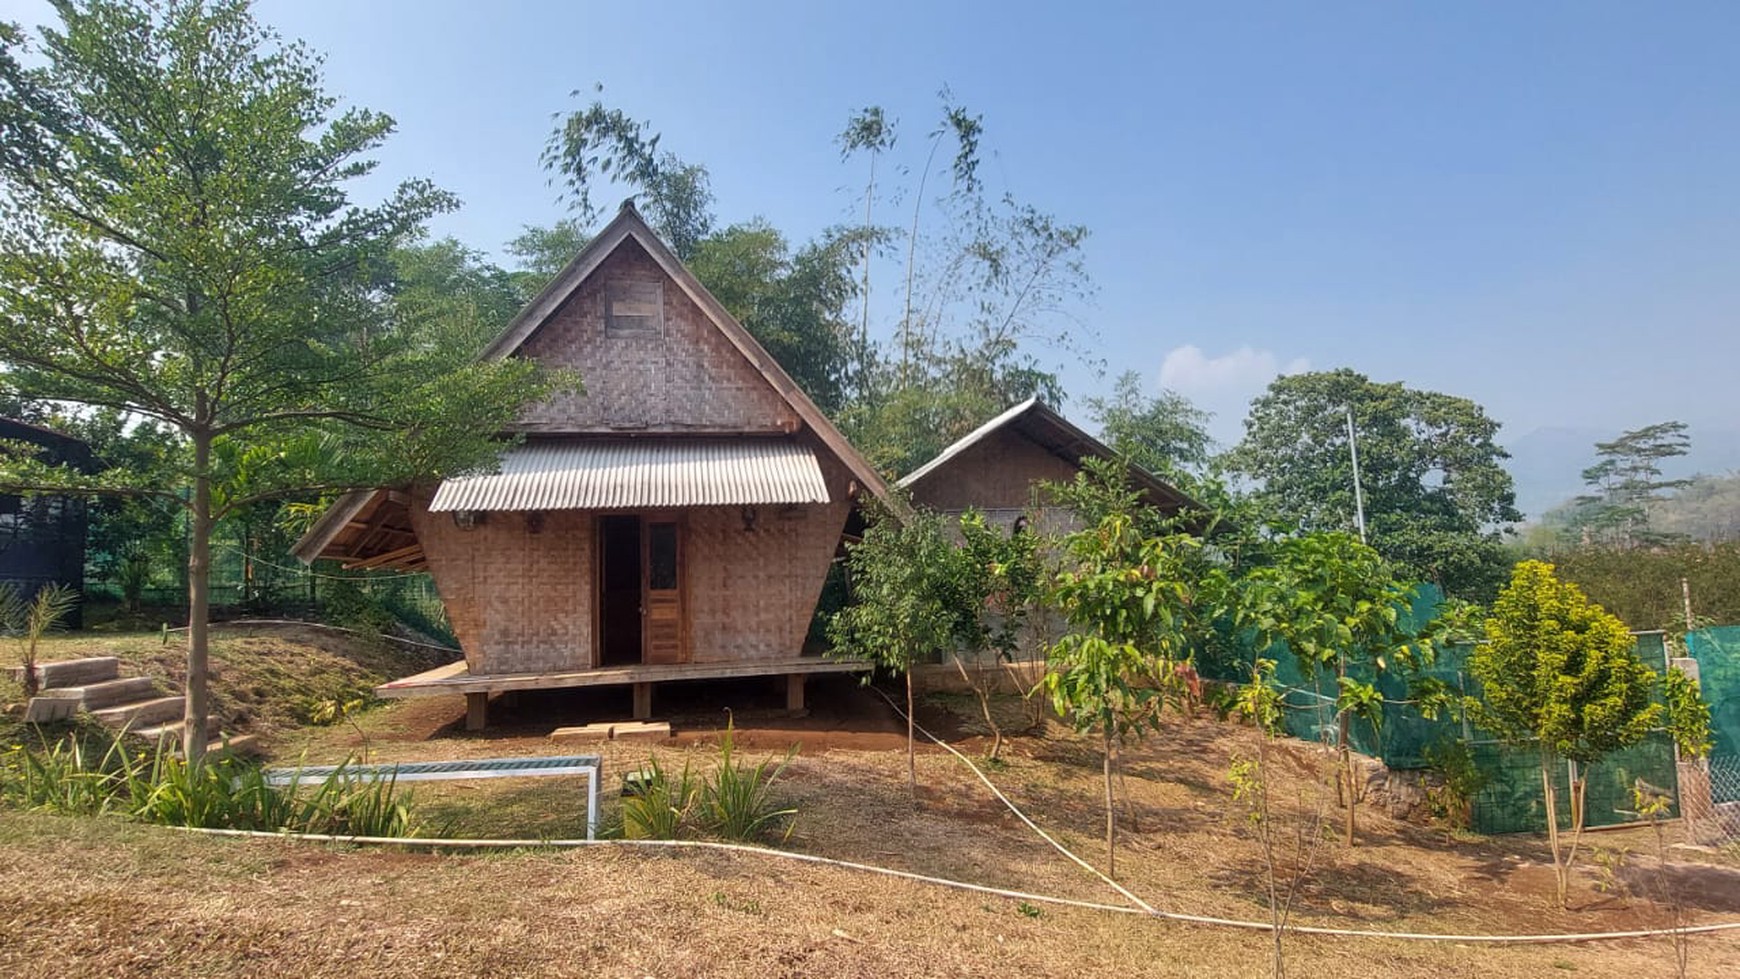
[0,732,419,837]
[619,754,697,841]
[699,724,797,843]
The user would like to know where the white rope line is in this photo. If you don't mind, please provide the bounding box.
[169,826,1740,945]
[866,685,1157,914]
[864,683,1740,945]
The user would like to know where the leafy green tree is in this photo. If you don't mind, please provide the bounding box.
[505,218,591,297]
[0,0,555,760]
[1468,560,1662,907]
[1229,369,1521,601]
[1086,370,1213,482]
[952,510,1044,760]
[1239,531,1451,846]
[542,93,713,259]
[837,105,896,388]
[1043,510,1213,877]
[827,504,961,796]
[1567,421,1692,549]
[688,221,866,414]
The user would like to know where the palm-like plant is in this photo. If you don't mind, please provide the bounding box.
[2,583,80,698]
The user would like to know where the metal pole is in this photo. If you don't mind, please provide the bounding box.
[586,762,600,841]
[1347,407,1368,544]
[1683,576,1696,633]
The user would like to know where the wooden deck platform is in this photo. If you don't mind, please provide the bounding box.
[376,657,874,729]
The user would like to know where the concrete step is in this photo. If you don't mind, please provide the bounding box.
[128,722,256,759]
[11,656,119,689]
[56,676,160,710]
[92,695,185,730]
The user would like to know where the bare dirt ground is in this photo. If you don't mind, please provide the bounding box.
[8,630,1740,976]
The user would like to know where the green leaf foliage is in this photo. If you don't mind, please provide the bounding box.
[0,0,560,512]
[1042,512,1211,741]
[1228,369,1521,601]
[1469,560,1662,764]
[1663,667,1713,760]
[826,503,962,673]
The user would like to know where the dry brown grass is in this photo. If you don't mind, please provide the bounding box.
[7,630,1740,976]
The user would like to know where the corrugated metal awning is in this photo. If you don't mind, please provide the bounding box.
[428,439,830,512]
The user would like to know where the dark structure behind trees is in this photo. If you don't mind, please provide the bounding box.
[0,418,94,627]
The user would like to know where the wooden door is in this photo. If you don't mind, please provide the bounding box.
[642,518,685,664]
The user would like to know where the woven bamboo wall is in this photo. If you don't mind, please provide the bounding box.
[410,498,594,674]
[515,240,801,434]
[685,440,854,664]
[907,426,1083,513]
[409,438,854,676]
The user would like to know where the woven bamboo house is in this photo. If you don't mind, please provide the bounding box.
[293,205,889,728]
[897,398,1196,530]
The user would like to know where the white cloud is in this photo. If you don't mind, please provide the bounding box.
[1156,345,1310,441]
[1158,344,1311,395]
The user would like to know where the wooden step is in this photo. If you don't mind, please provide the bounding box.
[11,656,119,689]
[55,676,159,710]
[92,695,185,729]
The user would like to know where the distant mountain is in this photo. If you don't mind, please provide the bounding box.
[1503,423,1740,523]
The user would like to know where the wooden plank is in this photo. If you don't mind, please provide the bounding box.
[375,656,872,699]
[342,543,425,570]
[466,692,488,731]
[632,682,652,720]
[786,673,806,713]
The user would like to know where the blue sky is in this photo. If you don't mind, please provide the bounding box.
[6,0,1738,454]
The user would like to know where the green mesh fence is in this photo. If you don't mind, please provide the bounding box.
[1687,626,1740,803]
[1468,732,1681,835]
[1196,591,1681,835]
[1196,585,1461,767]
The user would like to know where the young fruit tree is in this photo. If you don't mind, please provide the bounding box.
[1468,560,1663,908]
[1240,531,1452,846]
[951,509,1044,761]
[0,1,555,761]
[827,503,961,797]
[1228,658,1333,979]
[1043,510,1211,878]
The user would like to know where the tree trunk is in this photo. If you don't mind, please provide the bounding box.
[183,432,213,765]
[1541,752,1566,908]
[1103,726,1117,880]
[952,652,1004,761]
[905,668,916,799]
[1339,710,1355,847]
[1337,653,1356,847]
[859,155,876,393]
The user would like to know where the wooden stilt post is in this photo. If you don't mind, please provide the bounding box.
[632,682,653,720]
[465,692,488,732]
[786,673,807,714]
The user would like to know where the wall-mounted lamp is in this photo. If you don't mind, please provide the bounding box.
[452,509,485,531]
[523,511,545,535]
[740,505,759,533]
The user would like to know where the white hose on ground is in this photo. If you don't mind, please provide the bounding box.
[171,825,1740,945]
[866,685,1156,914]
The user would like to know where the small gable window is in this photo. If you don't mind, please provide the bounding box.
[605,281,664,337]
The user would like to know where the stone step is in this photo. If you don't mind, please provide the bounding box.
[56,676,160,710]
[550,720,673,743]
[11,656,119,689]
[91,695,185,730]
[128,722,256,759]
